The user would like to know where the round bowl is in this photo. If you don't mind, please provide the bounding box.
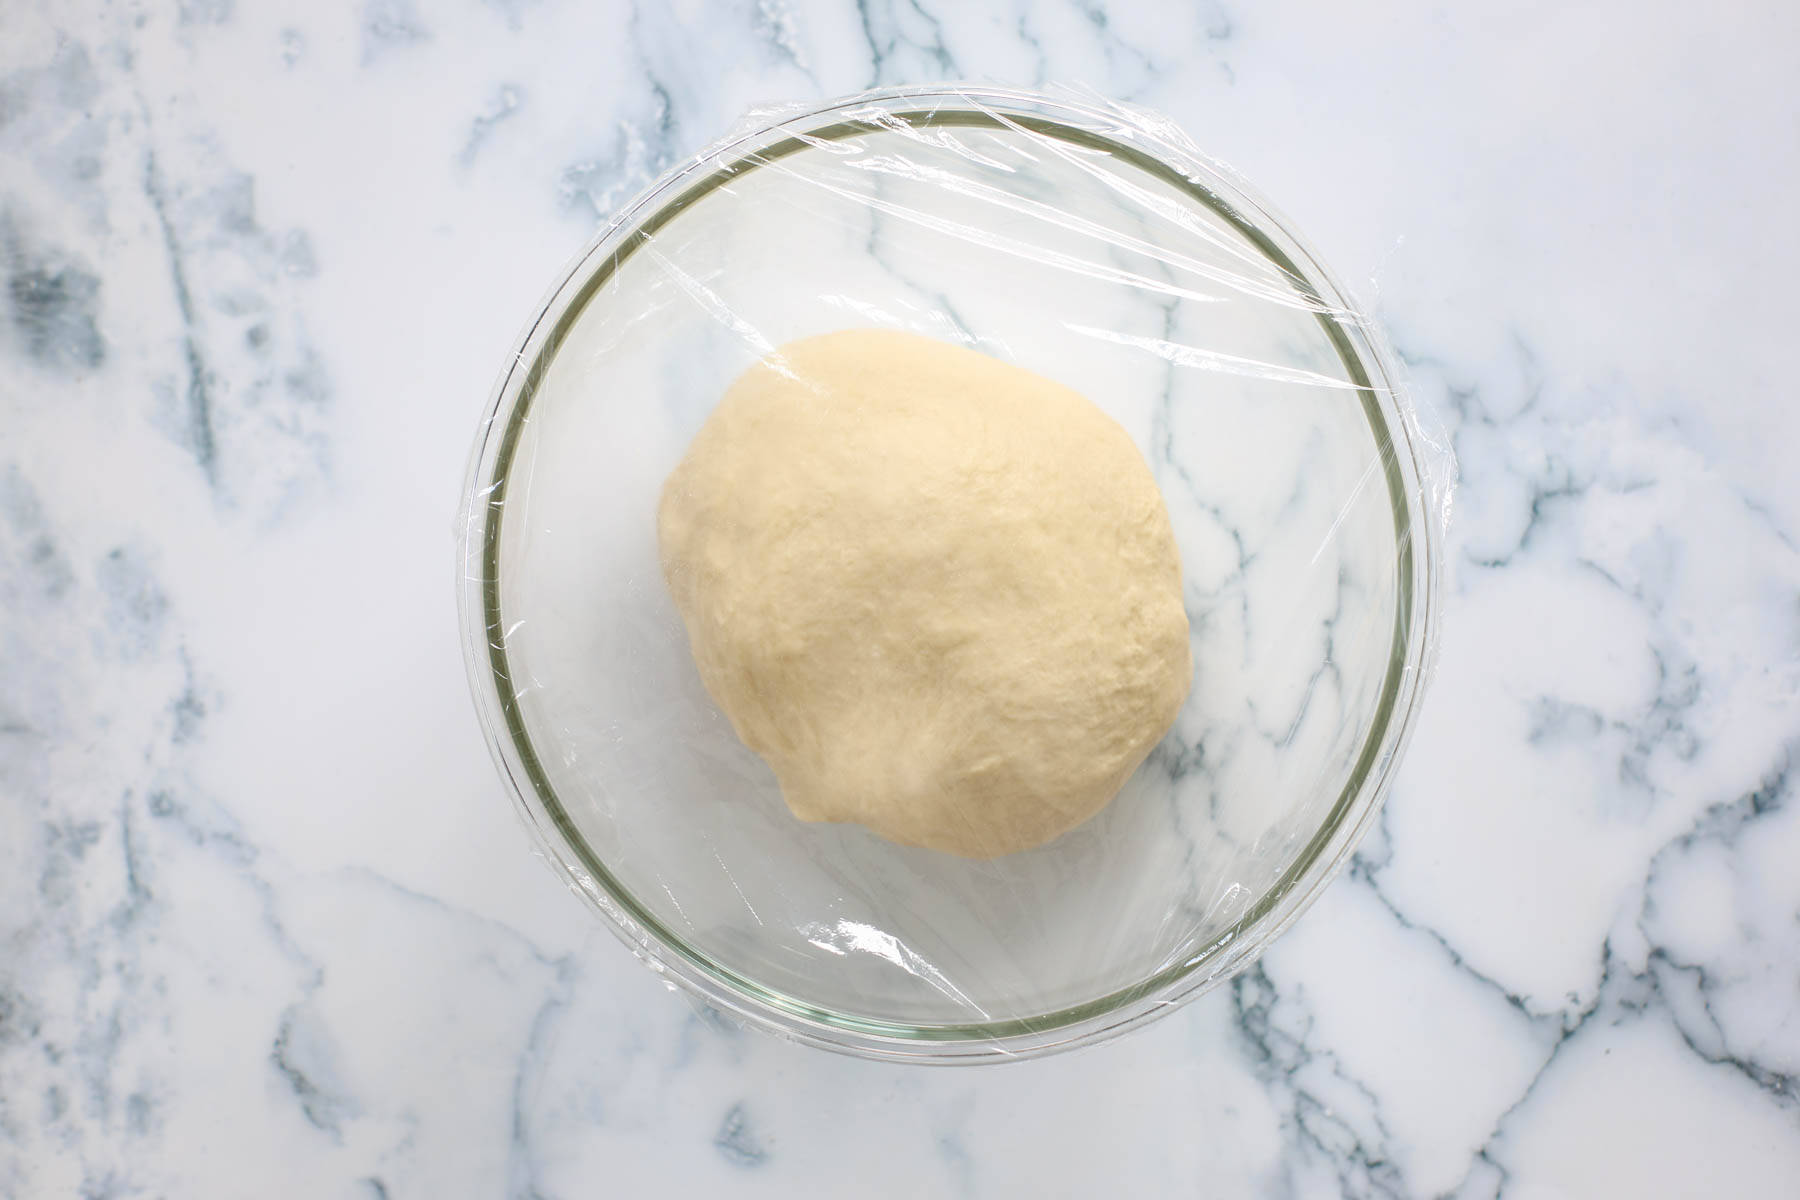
[459,86,1440,1062]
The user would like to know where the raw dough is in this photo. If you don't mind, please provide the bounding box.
[658,329,1192,858]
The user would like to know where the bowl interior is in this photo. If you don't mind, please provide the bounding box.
[485,105,1409,1033]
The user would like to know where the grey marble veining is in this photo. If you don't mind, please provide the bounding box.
[3,1,1798,1196]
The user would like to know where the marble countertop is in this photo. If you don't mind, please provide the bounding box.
[4,1,1797,1195]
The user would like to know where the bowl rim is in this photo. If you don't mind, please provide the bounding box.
[457,84,1441,1063]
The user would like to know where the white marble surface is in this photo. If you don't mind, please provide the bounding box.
[2,0,1797,1195]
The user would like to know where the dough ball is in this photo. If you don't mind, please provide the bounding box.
[658,329,1192,858]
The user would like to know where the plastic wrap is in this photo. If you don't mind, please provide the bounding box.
[458,85,1453,1062]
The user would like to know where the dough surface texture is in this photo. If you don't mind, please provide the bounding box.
[658,329,1192,858]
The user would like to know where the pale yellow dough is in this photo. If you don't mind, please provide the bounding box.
[658,329,1192,858]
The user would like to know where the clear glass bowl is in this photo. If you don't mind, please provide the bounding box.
[458,86,1441,1062]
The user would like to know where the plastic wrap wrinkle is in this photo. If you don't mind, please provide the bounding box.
[1066,325,1370,389]
[833,151,1333,312]
[642,246,788,366]
[972,95,1300,283]
[747,154,1237,307]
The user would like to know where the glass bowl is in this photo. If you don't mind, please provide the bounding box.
[458,86,1441,1062]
